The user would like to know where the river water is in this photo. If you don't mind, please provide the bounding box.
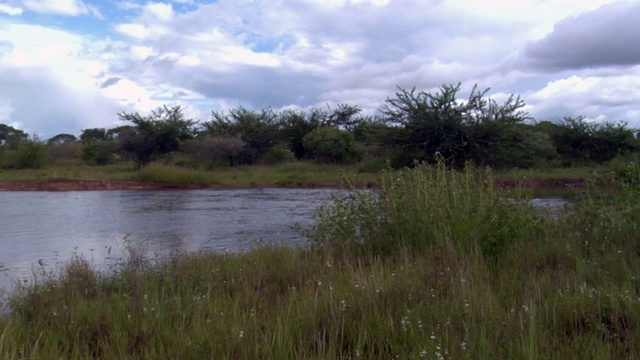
[0,188,569,292]
[0,188,336,291]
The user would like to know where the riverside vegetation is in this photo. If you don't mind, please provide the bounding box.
[1,162,640,359]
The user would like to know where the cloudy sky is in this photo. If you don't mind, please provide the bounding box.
[1,0,639,138]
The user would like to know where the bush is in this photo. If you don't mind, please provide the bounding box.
[1,140,49,169]
[81,141,115,165]
[303,127,359,164]
[260,145,296,165]
[47,142,82,161]
[182,136,245,169]
[308,161,543,262]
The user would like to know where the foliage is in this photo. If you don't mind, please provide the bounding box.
[278,109,320,160]
[117,106,196,169]
[81,140,115,166]
[4,83,640,171]
[182,136,246,169]
[303,127,361,164]
[538,117,638,165]
[80,128,110,143]
[205,107,279,165]
[0,123,28,146]
[260,144,296,165]
[47,133,78,145]
[0,138,49,169]
[382,84,533,169]
[308,160,541,260]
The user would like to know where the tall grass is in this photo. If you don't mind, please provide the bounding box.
[0,163,639,358]
[309,161,542,262]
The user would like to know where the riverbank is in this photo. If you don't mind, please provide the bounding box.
[0,176,589,191]
[0,178,348,191]
[0,160,606,191]
[0,163,637,358]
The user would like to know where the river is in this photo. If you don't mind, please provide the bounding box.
[0,188,569,292]
[0,188,336,291]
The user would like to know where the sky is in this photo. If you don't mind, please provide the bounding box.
[1,0,640,138]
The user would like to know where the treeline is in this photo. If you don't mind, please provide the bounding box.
[1,83,638,171]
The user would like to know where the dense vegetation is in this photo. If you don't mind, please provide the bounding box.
[1,84,638,173]
[1,163,639,358]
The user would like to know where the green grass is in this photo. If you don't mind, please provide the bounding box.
[0,160,136,182]
[137,162,379,187]
[0,160,381,187]
[495,165,602,181]
[1,163,639,358]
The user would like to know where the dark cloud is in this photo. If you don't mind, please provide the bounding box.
[100,76,121,88]
[182,64,324,108]
[524,1,640,71]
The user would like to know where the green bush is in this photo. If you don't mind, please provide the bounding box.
[308,160,543,262]
[303,127,359,164]
[260,144,296,165]
[1,140,49,169]
[81,141,114,165]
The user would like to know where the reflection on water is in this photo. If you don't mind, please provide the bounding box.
[0,189,336,290]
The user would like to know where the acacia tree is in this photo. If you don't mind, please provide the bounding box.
[117,105,196,169]
[382,84,533,169]
[204,107,279,164]
[541,116,638,165]
[0,124,28,146]
[182,136,245,169]
[303,127,361,164]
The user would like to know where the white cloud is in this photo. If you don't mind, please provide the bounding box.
[21,0,89,16]
[0,4,23,15]
[115,23,150,39]
[524,74,640,123]
[143,2,174,21]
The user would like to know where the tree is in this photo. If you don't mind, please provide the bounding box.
[278,109,321,160]
[80,128,109,143]
[0,124,28,146]
[117,105,196,169]
[47,133,81,161]
[382,84,531,169]
[1,137,49,169]
[544,117,639,165]
[107,125,135,139]
[204,107,279,164]
[303,127,360,164]
[182,136,245,169]
[47,133,78,145]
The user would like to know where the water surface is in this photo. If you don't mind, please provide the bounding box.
[0,188,335,290]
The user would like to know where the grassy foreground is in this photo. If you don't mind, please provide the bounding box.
[1,163,639,359]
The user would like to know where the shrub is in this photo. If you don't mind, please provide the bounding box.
[308,160,543,263]
[1,140,49,169]
[303,127,359,164]
[261,145,296,165]
[182,136,245,169]
[81,141,114,165]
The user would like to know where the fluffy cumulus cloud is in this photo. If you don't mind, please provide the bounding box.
[0,0,639,138]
